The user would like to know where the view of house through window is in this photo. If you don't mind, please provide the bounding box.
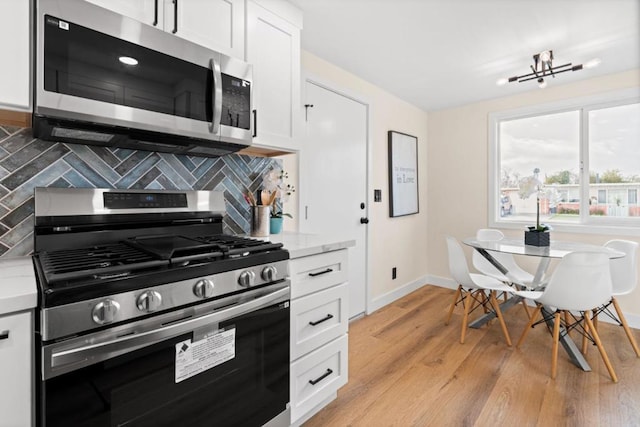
[496,99,640,228]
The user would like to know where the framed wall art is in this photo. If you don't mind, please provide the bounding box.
[388,131,419,217]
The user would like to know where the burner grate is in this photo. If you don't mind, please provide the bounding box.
[38,243,169,284]
[196,235,284,257]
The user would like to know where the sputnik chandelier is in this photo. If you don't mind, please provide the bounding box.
[497,50,601,89]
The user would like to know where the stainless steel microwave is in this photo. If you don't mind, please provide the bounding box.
[34,0,254,157]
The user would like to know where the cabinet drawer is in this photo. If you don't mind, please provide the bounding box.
[291,283,348,360]
[290,249,348,299]
[290,334,348,422]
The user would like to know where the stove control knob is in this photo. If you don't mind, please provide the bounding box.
[238,270,256,288]
[137,290,162,313]
[193,279,215,299]
[92,299,120,325]
[261,265,278,282]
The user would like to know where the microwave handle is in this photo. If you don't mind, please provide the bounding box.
[210,58,222,133]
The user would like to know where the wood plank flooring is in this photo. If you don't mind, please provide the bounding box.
[303,285,640,427]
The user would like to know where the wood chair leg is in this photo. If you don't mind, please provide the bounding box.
[460,288,474,344]
[584,314,618,383]
[503,292,508,303]
[517,304,541,348]
[551,312,561,379]
[445,285,462,326]
[478,291,490,314]
[564,311,571,338]
[489,291,512,346]
[581,311,590,355]
[612,298,640,357]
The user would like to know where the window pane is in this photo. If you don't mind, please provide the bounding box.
[500,111,580,224]
[588,103,640,218]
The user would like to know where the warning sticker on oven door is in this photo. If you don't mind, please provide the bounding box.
[174,328,236,383]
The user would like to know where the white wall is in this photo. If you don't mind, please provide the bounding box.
[294,50,430,309]
[427,69,640,321]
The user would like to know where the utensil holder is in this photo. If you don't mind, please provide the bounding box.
[251,206,270,237]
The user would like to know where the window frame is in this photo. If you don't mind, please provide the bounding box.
[489,88,640,236]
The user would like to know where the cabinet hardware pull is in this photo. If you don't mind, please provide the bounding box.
[309,314,334,326]
[252,109,257,137]
[308,268,333,277]
[309,368,333,385]
[0,330,9,340]
[172,0,178,33]
[153,0,158,26]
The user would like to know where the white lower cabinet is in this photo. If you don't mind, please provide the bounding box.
[290,334,348,422]
[289,249,349,425]
[0,311,33,427]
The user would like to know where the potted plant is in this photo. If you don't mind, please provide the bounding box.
[525,191,551,246]
[262,168,295,234]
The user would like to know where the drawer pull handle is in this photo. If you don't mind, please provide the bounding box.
[0,330,9,340]
[309,268,333,277]
[309,314,334,326]
[309,368,333,386]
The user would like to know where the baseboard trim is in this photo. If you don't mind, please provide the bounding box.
[367,275,429,314]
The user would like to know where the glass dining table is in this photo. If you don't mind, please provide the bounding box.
[462,237,625,372]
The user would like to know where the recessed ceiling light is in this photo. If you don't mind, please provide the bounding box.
[119,56,138,66]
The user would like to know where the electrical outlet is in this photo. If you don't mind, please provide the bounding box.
[392,267,397,280]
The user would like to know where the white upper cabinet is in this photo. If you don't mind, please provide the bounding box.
[86,0,244,58]
[85,0,162,28]
[246,1,302,152]
[168,0,244,59]
[0,1,30,110]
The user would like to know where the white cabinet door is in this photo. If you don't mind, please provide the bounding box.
[85,0,163,28]
[0,312,33,427]
[0,1,30,110]
[246,1,301,151]
[165,0,245,58]
[85,0,243,57]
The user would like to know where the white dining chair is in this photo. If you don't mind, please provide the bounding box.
[444,236,515,346]
[515,251,618,382]
[592,240,640,357]
[472,228,535,288]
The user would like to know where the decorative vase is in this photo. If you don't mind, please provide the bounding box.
[269,217,283,234]
[524,230,550,247]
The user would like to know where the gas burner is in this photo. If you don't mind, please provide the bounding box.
[38,243,168,284]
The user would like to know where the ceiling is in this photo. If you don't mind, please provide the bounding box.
[288,0,640,112]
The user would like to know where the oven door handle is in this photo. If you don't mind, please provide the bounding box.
[48,286,289,373]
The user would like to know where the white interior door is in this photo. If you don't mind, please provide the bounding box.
[301,80,368,318]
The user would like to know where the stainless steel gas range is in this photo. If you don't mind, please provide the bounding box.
[32,187,290,427]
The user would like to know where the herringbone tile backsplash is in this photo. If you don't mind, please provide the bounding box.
[0,126,282,257]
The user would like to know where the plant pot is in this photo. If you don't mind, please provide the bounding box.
[524,230,550,247]
[269,217,283,234]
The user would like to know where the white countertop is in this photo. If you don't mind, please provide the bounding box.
[0,256,37,315]
[267,232,355,259]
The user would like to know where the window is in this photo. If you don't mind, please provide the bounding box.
[490,90,640,234]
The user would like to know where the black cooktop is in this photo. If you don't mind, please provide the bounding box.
[34,233,287,307]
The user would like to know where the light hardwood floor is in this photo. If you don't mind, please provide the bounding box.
[303,285,640,427]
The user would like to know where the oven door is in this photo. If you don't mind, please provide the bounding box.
[39,283,289,427]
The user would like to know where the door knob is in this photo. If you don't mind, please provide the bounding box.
[360,217,369,224]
